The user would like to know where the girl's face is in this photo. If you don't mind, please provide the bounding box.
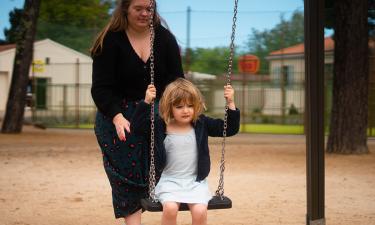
[172,102,194,125]
[127,0,151,31]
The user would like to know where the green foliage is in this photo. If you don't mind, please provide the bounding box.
[2,8,23,43]
[370,0,375,34]
[36,20,100,54]
[2,0,114,53]
[246,10,304,74]
[240,124,304,134]
[252,107,262,114]
[183,46,239,75]
[324,0,334,29]
[36,0,114,54]
[182,11,304,76]
[288,104,299,115]
[325,0,375,34]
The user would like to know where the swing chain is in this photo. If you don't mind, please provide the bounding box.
[216,0,238,199]
[148,0,238,202]
[148,0,157,202]
[226,0,238,86]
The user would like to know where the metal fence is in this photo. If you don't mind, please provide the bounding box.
[29,83,95,127]
[27,73,375,135]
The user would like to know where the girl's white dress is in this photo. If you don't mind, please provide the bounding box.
[155,129,212,204]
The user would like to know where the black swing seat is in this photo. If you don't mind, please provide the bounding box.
[141,195,232,212]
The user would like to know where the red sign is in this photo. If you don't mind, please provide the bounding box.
[238,54,260,74]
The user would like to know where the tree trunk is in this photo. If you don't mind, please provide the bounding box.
[1,0,41,133]
[326,0,369,154]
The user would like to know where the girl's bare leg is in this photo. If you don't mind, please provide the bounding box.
[161,202,180,225]
[188,203,207,225]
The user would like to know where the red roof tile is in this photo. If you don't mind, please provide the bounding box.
[0,44,16,52]
[269,37,334,56]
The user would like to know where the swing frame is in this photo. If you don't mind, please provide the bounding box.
[142,1,326,223]
[140,0,239,212]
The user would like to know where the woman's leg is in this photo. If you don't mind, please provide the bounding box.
[124,209,142,225]
[94,109,147,220]
[161,202,179,225]
[188,203,207,225]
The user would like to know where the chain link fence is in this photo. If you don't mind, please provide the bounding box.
[23,63,374,135]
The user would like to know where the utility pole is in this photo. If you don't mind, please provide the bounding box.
[185,6,191,74]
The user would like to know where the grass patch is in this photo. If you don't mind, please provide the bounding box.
[240,124,304,134]
[53,124,94,129]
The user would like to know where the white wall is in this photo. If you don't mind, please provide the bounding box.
[0,71,9,117]
[32,39,92,84]
[0,39,93,116]
[264,52,333,115]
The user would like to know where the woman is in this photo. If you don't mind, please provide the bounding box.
[90,0,184,224]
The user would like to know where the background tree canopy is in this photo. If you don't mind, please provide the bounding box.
[245,10,304,74]
[325,0,375,34]
[185,10,304,75]
[3,8,24,44]
[3,1,304,67]
[36,0,113,54]
[183,47,239,75]
[2,0,114,54]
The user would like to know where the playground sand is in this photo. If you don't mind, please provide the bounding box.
[0,126,374,225]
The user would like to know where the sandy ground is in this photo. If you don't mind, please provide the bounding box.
[0,125,374,225]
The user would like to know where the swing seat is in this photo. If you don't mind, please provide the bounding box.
[141,195,232,212]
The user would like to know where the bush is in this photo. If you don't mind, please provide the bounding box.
[288,104,299,115]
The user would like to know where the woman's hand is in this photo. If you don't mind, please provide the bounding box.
[112,113,130,142]
[224,85,236,110]
[144,84,156,104]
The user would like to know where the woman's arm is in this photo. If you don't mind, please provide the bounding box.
[91,32,122,120]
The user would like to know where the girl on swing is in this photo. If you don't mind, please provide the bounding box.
[131,78,240,225]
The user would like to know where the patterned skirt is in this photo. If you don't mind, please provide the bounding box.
[94,100,149,218]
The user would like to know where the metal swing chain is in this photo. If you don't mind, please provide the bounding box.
[215,0,239,199]
[148,0,157,202]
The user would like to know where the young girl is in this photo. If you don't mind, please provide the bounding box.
[131,78,240,225]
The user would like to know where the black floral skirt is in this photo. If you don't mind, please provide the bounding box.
[94,100,149,218]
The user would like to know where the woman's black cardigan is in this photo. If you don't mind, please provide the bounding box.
[91,25,184,119]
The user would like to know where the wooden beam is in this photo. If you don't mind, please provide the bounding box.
[304,0,325,224]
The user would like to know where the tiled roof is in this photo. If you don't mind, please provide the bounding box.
[0,44,16,52]
[269,37,334,56]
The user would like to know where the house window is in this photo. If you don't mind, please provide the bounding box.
[35,78,48,110]
[282,65,294,86]
[273,65,294,87]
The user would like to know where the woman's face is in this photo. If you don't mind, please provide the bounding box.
[127,0,151,31]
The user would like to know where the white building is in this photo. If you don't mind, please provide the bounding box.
[0,39,93,119]
[264,37,334,115]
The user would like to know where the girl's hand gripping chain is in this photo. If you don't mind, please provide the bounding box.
[145,84,156,104]
[224,85,236,110]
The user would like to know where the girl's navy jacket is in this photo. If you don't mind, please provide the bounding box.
[131,101,240,182]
